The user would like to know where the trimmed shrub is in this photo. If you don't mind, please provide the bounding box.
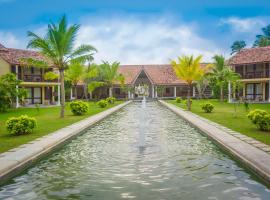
[247,109,270,131]
[106,97,116,104]
[97,100,108,108]
[70,101,88,115]
[6,115,37,135]
[175,97,182,103]
[201,102,214,113]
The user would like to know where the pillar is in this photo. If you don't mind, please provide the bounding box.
[262,82,266,101]
[42,86,45,105]
[192,86,196,97]
[243,83,246,100]
[57,85,60,106]
[152,85,155,98]
[174,86,176,98]
[228,81,232,103]
[155,86,158,98]
[128,91,131,99]
[52,86,55,103]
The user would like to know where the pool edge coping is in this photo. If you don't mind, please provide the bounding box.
[0,101,132,184]
[159,100,270,186]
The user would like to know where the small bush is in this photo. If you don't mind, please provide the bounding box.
[175,97,182,103]
[247,109,270,131]
[201,102,214,113]
[6,115,37,135]
[106,97,116,104]
[70,101,88,115]
[97,100,108,108]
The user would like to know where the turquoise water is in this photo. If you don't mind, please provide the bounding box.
[0,102,269,199]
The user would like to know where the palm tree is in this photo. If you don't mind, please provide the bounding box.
[171,55,211,111]
[65,61,85,99]
[231,40,246,54]
[26,15,96,118]
[98,61,124,97]
[211,55,240,101]
[253,24,270,47]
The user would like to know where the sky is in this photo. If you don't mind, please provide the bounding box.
[0,0,270,64]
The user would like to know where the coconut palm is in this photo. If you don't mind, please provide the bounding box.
[171,55,211,111]
[254,24,270,47]
[26,15,96,117]
[231,40,246,55]
[65,61,85,99]
[98,61,124,97]
[211,55,240,101]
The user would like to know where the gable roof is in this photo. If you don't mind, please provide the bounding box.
[118,64,209,85]
[229,46,270,65]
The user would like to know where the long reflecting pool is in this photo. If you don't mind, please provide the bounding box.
[0,102,270,199]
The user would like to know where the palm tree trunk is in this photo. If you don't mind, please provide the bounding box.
[220,87,224,102]
[74,85,78,99]
[83,84,88,100]
[89,91,92,100]
[187,84,192,111]
[109,87,113,97]
[59,69,65,118]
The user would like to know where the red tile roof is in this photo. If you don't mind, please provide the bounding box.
[118,64,209,85]
[229,46,270,65]
[0,47,47,66]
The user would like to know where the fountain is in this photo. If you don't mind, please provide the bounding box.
[134,84,149,148]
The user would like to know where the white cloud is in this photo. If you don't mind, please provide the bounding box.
[220,17,266,33]
[76,16,225,64]
[0,31,26,48]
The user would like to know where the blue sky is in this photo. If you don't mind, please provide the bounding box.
[1,0,270,64]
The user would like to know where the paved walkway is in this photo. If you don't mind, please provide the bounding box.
[0,101,131,184]
[159,100,270,185]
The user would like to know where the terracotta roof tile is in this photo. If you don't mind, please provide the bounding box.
[0,47,48,66]
[118,64,208,85]
[229,46,270,65]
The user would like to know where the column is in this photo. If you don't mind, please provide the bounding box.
[155,86,158,98]
[128,91,131,99]
[42,86,45,105]
[152,85,155,98]
[52,86,55,104]
[192,86,196,97]
[262,82,266,101]
[15,65,20,108]
[57,85,60,105]
[174,86,176,98]
[243,83,246,100]
[228,81,232,103]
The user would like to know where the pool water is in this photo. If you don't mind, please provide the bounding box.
[0,102,269,199]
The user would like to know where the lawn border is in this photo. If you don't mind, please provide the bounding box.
[0,101,131,184]
[159,100,270,186]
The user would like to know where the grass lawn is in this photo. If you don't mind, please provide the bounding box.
[0,101,124,153]
[167,99,270,145]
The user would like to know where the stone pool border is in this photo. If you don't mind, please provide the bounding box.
[159,100,270,185]
[0,101,131,184]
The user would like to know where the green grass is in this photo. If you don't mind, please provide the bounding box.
[0,101,124,153]
[167,99,270,145]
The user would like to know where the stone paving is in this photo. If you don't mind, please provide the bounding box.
[159,100,270,184]
[0,101,131,184]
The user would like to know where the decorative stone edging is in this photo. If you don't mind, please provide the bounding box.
[159,100,270,185]
[0,101,131,184]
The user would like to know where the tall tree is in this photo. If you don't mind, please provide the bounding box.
[211,55,240,101]
[98,61,124,97]
[26,15,96,117]
[253,24,270,47]
[231,40,246,54]
[171,55,211,111]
